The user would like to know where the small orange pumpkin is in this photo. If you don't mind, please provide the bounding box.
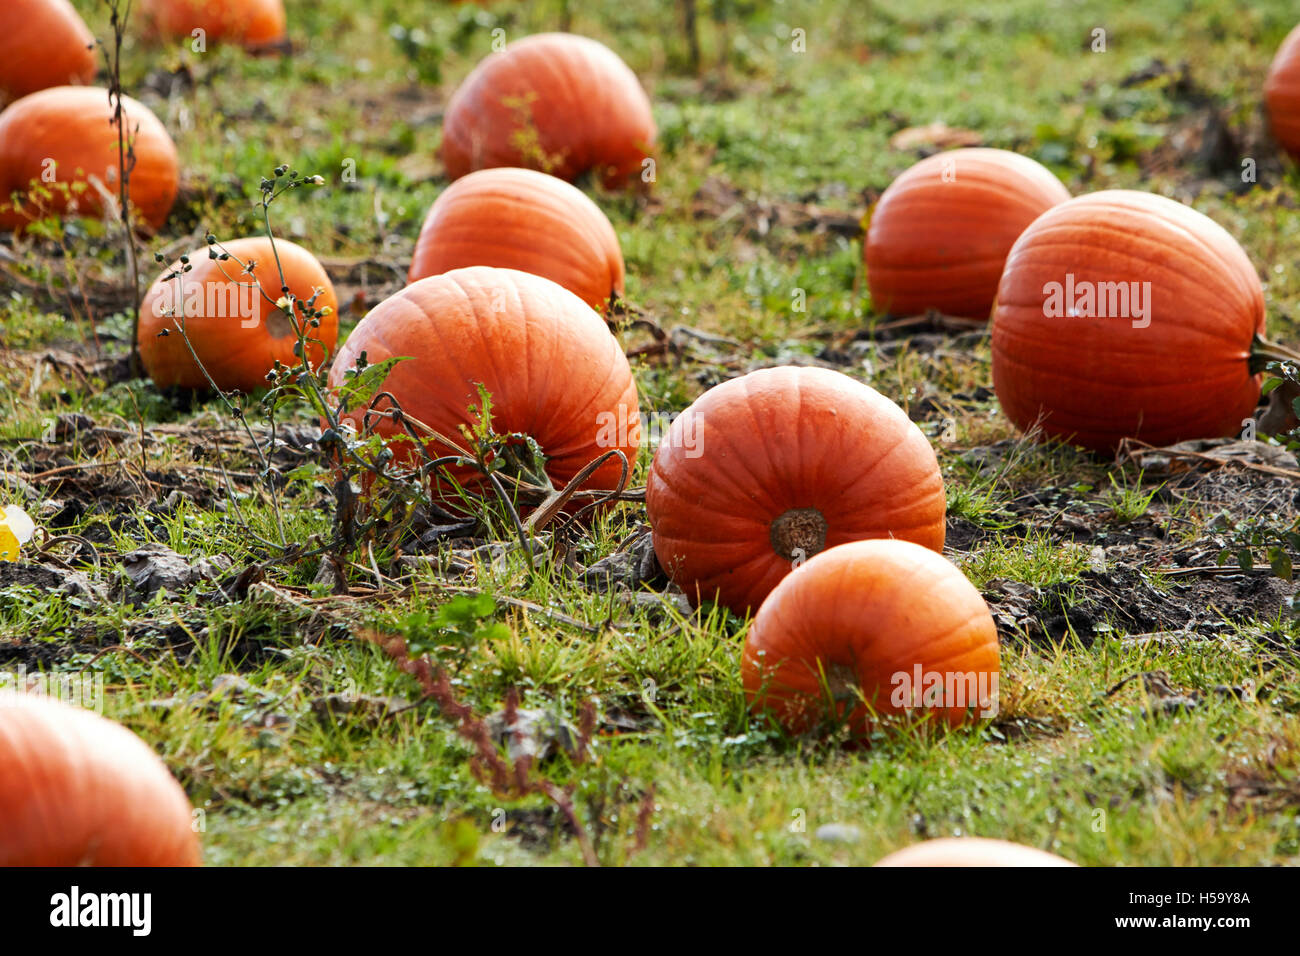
[0,86,178,233]
[1266,23,1300,161]
[646,367,945,615]
[139,0,287,50]
[874,837,1076,867]
[138,236,339,392]
[441,33,656,189]
[742,539,999,737]
[327,266,639,502]
[0,0,96,106]
[865,148,1070,320]
[0,692,201,866]
[409,167,625,312]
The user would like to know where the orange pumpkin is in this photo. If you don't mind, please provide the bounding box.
[874,837,1076,867]
[327,266,639,501]
[1267,23,1300,161]
[0,0,96,106]
[865,148,1070,320]
[646,367,945,615]
[991,190,1267,453]
[742,539,999,736]
[441,33,656,189]
[0,86,178,233]
[409,167,625,312]
[139,236,339,392]
[139,0,287,49]
[0,692,201,866]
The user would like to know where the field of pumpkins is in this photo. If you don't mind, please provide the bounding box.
[1,0,1300,873]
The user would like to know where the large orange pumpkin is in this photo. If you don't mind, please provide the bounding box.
[327,266,639,501]
[139,236,339,392]
[0,0,96,107]
[409,167,625,312]
[0,692,201,866]
[875,837,1076,867]
[0,86,178,233]
[1266,23,1300,161]
[139,0,287,49]
[865,148,1071,320]
[645,366,945,615]
[441,33,656,189]
[742,539,999,737]
[991,190,1267,454]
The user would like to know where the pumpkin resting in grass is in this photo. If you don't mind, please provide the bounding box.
[326,266,639,503]
[645,366,945,615]
[138,236,339,392]
[440,33,656,189]
[865,148,1071,320]
[0,0,96,106]
[0,692,201,866]
[990,190,1268,454]
[742,540,999,737]
[409,167,625,312]
[874,837,1076,867]
[1266,23,1300,161]
[140,0,288,50]
[0,86,179,233]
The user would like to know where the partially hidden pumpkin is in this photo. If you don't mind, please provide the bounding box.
[441,33,656,189]
[646,366,945,615]
[874,837,1076,867]
[0,0,96,107]
[742,539,999,737]
[0,692,201,866]
[139,0,288,50]
[1266,23,1300,161]
[138,236,339,392]
[409,167,625,312]
[327,266,639,501]
[991,189,1268,454]
[0,85,179,233]
[865,148,1071,320]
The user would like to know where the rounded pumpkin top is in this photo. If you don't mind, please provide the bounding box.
[409,166,625,311]
[0,0,97,106]
[741,538,999,736]
[865,147,1071,320]
[0,692,201,867]
[1266,22,1300,159]
[327,266,639,498]
[646,366,946,615]
[990,189,1266,452]
[874,837,1076,867]
[440,32,656,189]
[140,0,288,48]
[0,85,179,233]
[138,236,340,393]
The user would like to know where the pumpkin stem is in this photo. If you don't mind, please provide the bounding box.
[1250,334,1300,374]
[769,508,828,562]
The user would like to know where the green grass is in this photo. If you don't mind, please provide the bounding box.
[1,0,1299,866]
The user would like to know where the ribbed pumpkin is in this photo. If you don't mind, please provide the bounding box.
[1267,23,1300,161]
[742,539,999,737]
[138,237,339,392]
[991,190,1267,453]
[865,148,1070,320]
[140,0,287,49]
[874,837,1076,867]
[0,0,96,106]
[327,266,639,501]
[0,692,201,866]
[0,86,178,233]
[441,33,655,189]
[646,366,945,615]
[409,167,625,312]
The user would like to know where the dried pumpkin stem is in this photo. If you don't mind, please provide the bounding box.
[769,507,828,562]
[1250,334,1300,374]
